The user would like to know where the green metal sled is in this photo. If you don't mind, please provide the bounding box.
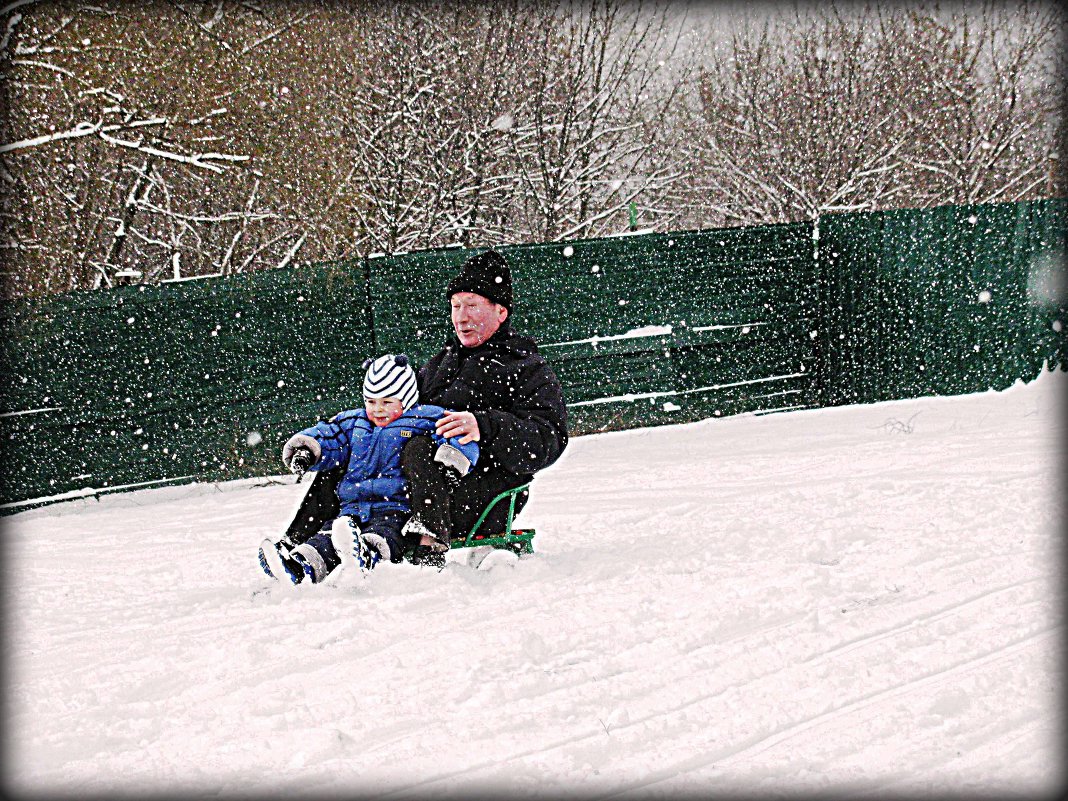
[405,483,535,562]
[452,482,535,555]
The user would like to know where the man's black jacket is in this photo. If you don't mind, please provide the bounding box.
[417,322,568,483]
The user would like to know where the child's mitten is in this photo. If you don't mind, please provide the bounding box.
[434,443,471,487]
[282,434,321,473]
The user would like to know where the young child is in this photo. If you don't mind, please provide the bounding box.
[258,353,479,584]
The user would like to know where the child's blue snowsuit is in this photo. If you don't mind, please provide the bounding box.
[298,404,479,564]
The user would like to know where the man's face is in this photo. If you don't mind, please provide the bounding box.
[365,397,405,427]
[451,292,508,348]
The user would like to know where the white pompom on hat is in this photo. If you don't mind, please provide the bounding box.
[363,354,419,411]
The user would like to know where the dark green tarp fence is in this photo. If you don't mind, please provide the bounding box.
[1,267,372,509]
[1,198,1063,511]
[820,200,1065,405]
[369,219,821,435]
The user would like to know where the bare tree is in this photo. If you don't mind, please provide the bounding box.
[0,1,369,298]
[675,6,918,227]
[340,1,564,254]
[344,0,693,253]
[5,1,1058,298]
[505,0,691,241]
[897,0,1064,206]
[2,2,256,294]
[671,1,1064,230]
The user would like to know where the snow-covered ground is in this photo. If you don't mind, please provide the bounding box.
[3,370,1065,798]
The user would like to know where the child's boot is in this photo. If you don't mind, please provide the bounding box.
[330,516,362,572]
[290,531,343,583]
[327,515,395,572]
[352,527,384,571]
[258,536,306,584]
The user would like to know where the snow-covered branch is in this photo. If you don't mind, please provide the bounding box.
[237,10,312,56]
[0,120,102,153]
[95,131,248,173]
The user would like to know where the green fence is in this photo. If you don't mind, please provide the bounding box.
[1,198,1063,511]
[370,220,821,435]
[1,265,371,509]
[819,199,1065,406]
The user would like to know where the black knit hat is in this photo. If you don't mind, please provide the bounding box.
[445,250,513,311]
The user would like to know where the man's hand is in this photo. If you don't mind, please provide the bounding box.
[436,410,480,445]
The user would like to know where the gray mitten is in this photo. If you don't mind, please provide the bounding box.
[434,443,471,488]
[282,434,321,474]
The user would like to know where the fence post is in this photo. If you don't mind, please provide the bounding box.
[361,254,377,353]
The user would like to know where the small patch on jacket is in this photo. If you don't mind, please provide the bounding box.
[400,430,412,438]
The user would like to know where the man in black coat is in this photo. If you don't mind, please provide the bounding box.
[401,249,569,552]
[280,249,568,562]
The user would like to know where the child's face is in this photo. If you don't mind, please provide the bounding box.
[365,397,405,427]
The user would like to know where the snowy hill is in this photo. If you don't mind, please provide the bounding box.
[3,371,1064,798]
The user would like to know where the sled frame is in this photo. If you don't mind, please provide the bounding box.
[450,482,535,555]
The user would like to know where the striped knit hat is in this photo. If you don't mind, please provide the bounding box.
[363,354,419,411]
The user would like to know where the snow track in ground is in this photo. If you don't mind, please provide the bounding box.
[3,370,1064,798]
